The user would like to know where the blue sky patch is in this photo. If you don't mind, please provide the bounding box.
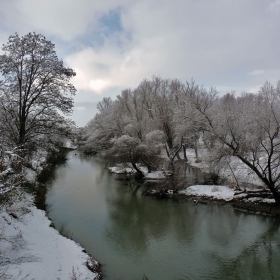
[99,9,123,35]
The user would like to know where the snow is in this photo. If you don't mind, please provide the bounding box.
[180,185,235,201]
[245,197,275,204]
[108,163,147,175]
[144,171,167,180]
[108,163,168,179]
[0,196,99,280]
[29,149,48,173]
[183,147,264,187]
[64,140,77,149]
[108,165,136,174]
[179,184,276,204]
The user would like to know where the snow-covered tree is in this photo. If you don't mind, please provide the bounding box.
[0,33,76,151]
[202,81,280,203]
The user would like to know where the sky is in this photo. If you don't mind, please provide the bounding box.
[1,0,280,126]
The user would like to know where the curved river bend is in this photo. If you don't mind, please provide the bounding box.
[46,151,280,280]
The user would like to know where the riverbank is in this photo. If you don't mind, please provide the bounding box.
[144,185,280,217]
[108,147,280,217]
[0,147,102,280]
[0,195,101,279]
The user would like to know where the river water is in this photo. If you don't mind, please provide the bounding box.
[46,151,280,280]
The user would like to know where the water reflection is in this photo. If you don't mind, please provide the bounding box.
[105,185,198,252]
[46,151,280,280]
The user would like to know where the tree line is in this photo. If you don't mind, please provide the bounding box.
[81,77,280,204]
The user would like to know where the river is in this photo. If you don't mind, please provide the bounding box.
[46,151,280,280]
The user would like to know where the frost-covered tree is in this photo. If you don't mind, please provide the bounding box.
[174,80,218,162]
[0,145,24,211]
[107,130,164,176]
[0,33,76,150]
[202,81,280,203]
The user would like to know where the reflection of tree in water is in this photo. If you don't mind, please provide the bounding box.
[106,182,280,278]
[105,182,201,254]
[206,220,280,279]
[160,161,209,190]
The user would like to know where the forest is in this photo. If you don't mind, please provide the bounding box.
[81,76,280,204]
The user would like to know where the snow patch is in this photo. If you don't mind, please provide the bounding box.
[180,185,235,201]
[144,171,167,180]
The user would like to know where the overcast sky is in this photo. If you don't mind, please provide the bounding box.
[1,0,280,126]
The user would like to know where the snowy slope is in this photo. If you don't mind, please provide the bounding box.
[0,197,100,280]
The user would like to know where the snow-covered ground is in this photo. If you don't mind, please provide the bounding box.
[179,185,275,203]
[180,185,235,201]
[183,146,264,187]
[108,165,136,174]
[108,144,265,187]
[0,195,100,280]
[108,163,167,179]
[108,146,277,205]
[144,170,167,180]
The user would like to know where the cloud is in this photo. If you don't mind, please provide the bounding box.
[0,0,130,41]
[89,79,111,93]
[248,70,264,76]
[62,0,280,97]
[1,0,280,101]
[268,0,280,10]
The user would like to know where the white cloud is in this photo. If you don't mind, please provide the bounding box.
[89,79,111,93]
[0,0,130,41]
[62,0,280,97]
[1,0,280,100]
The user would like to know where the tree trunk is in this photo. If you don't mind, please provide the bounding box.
[165,143,170,158]
[194,141,200,163]
[132,162,145,178]
[18,121,26,146]
[269,187,280,204]
[183,144,188,161]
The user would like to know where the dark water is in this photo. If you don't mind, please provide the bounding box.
[46,151,280,280]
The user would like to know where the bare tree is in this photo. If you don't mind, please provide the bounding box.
[0,33,76,150]
[203,82,280,203]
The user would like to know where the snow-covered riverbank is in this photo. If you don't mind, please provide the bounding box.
[0,195,101,280]
[1,146,101,280]
[108,147,280,216]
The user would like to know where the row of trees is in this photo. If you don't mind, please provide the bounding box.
[82,77,280,203]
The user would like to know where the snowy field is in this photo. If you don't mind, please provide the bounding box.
[0,195,100,280]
